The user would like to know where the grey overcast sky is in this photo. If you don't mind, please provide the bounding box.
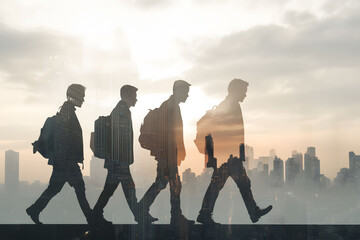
[0,0,359,183]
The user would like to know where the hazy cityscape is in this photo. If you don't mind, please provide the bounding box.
[1,146,360,225]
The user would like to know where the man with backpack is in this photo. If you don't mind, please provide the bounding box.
[194,79,272,225]
[26,84,94,224]
[138,80,195,227]
[92,85,157,225]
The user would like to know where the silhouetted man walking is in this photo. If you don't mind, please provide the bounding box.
[93,85,156,225]
[138,80,195,227]
[194,79,272,225]
[26,84,93,224]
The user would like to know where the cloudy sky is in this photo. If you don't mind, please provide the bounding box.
[0,0,359,183]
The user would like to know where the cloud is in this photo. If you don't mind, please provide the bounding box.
[183,8,360,120]
[0,22,142,109]
[0,23,83,86]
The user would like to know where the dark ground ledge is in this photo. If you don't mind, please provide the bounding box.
[0,224,359,240]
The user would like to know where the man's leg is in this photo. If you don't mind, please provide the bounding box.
[93,170,119,219]
[26,169,66,224]
[68,166,94,223]
[119,167,138,218]
[169,174,181,217]
[231,161,272,223]
[169,174,195,226]
[138,168,168,218]
[197,164,229,225]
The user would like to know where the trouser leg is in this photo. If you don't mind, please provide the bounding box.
[120,169,138,217]
[73,180,92,218]
[93,172,119,214]
[30,169,65,213]
[138,172,168,213]
[199,165,229,215]
[231,163,258,217]
[69,167,93,219]
[169,174,182,217]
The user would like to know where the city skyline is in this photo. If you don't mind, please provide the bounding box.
[2,146,359,184]
[1,147,360,225]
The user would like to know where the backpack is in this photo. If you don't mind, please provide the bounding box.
[138,108,161,158]
[32,115,56,160]
[93,116,111,159]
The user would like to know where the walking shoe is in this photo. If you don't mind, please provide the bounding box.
[136,212,158,225]
[170,214,195,227]
[135,207,158,224]
[250,205,273,223]
[197,212,221,226]
[26,206,42,225]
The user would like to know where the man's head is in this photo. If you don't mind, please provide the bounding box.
[120,85,138,107]
[173,80,191,104]
[227,79,249,102]
[67,84,86,107]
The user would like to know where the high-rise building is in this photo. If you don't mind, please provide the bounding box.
[245,145,254,160]
[258,156,269,175]
[252,158,259,171]
[182,168,197,185]
[273,156,284,186]
[268,149,276,171]
[245,145,254,170]
[263,164,269,176]
[307,147,316,158]
[319,174,331,188]
[5,150,19,191]
[304,147,320,183]
[259,156,269,165]
[349,151,360,182]
[285,157,300,184]
[334,168,350,185]
[257,161,264,172]
[292,150,303,171]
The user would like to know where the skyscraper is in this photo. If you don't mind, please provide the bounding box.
[306,147,316,158]
[5,150,19,191]
[273,156,284,186]
[304,147,320,183]
[349,151,360,182]
[269,149,276,171]
[245,144,254,170]
[285,157,300,184]
[182,168,197,185]
[263,164,269,176]
[292,150,303,171]
[334,168,350,185]
[259,156,269,165]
